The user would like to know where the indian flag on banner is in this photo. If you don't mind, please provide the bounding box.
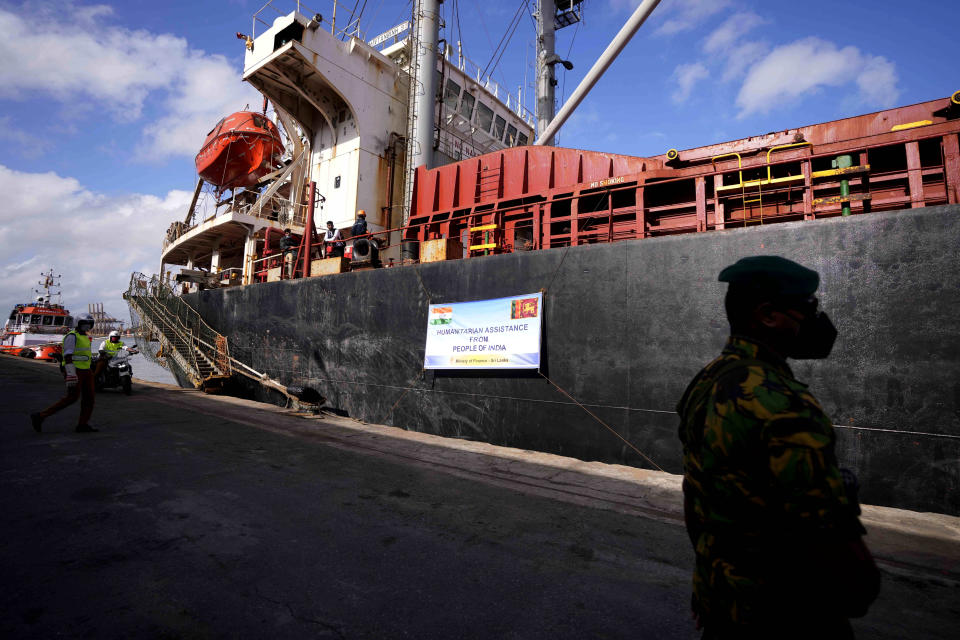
[430,306,453,325]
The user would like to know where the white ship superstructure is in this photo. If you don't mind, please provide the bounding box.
[159,0,534,287]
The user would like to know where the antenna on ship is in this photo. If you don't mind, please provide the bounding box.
[35,269,62,307]
[535,1,581,147]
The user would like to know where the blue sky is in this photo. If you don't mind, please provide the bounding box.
[1,0,957,318]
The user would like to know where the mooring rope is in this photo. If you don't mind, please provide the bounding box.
[532,242,663,470]
[538,371,664,472]
[832,424,960,440]
[386,369,426,419]
[413,266,433,305]
[543,245,572,295]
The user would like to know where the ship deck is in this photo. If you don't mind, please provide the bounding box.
[161,208,300,280]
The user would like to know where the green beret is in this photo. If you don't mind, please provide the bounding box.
[718,255,819,297]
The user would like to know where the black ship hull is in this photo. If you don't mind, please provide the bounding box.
[184,204,960,515]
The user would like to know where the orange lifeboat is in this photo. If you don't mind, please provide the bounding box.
[195,111,284,189]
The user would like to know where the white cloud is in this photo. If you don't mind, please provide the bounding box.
[671,62,708,103]
[651,0,732,36]
[0,165,192,318]
[0,3,259,159]
[0,8,181,120]
[0,116,54,158]
[856,55,899,106]
[702,12,765,54]
[720,40,769,82]
[138,55,259,160]
[697,12,769,84]
[735,37,900,117]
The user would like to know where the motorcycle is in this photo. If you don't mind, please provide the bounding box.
[93,346,138,395]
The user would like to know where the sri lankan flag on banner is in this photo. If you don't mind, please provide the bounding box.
[510,297,539,319]
[430,306,453,325]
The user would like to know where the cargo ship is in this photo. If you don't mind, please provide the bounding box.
[127,1,960,516]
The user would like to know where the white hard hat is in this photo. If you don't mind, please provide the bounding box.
[75,313,95,330]
[109,330,121,339]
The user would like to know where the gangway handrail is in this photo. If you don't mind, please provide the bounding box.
[125,287,205,385]
[126,301,200,386]
[131,291,219,384]
[125,273,231,382]
[130,284,202,362]
[125,272,305,402]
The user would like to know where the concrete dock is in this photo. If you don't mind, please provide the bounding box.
[2,356,958,639]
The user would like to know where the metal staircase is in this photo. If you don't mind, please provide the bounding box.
[123,272,316,405]
[123,273,231,391]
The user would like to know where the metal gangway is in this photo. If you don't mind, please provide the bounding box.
[124,273,315,403]
[124,273,233,391]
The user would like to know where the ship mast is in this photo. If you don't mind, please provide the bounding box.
[535,0,662,146]
[535,1,557,146]
[403,0,442,223]
[535,1,581,147]
[411,0,441,173]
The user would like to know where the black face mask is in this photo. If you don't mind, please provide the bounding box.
[788,310,837,359]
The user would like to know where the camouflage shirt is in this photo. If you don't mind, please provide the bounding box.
[677,336,862,629]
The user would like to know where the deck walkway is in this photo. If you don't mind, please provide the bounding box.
[2,355,957,638]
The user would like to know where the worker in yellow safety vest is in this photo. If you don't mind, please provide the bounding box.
[94,330,124,377]
[100,330,124,356]
[31,313,99,433]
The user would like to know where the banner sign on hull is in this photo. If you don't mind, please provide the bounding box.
[424,293,543,370]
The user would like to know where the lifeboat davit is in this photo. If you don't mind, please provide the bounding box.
[195,111,284,189]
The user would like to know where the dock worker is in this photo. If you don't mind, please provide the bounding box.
[95,330,124,376]
[351,210,368,238]
[100,330,125,355]
[31,312,99,433]
[676,256,880,639]
[280,227,297,278]
[324,221,344,258]
[95,330,137,374]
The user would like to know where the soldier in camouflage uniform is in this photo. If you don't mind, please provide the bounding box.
[677,256,879,639]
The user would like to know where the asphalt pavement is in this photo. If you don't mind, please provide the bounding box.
[1,355,957,639]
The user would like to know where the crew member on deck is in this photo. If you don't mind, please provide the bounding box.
[280,228,297,278]
[351,210,368,238]
[324,221,344,258]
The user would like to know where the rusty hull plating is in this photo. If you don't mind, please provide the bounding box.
[406,95,960,254]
